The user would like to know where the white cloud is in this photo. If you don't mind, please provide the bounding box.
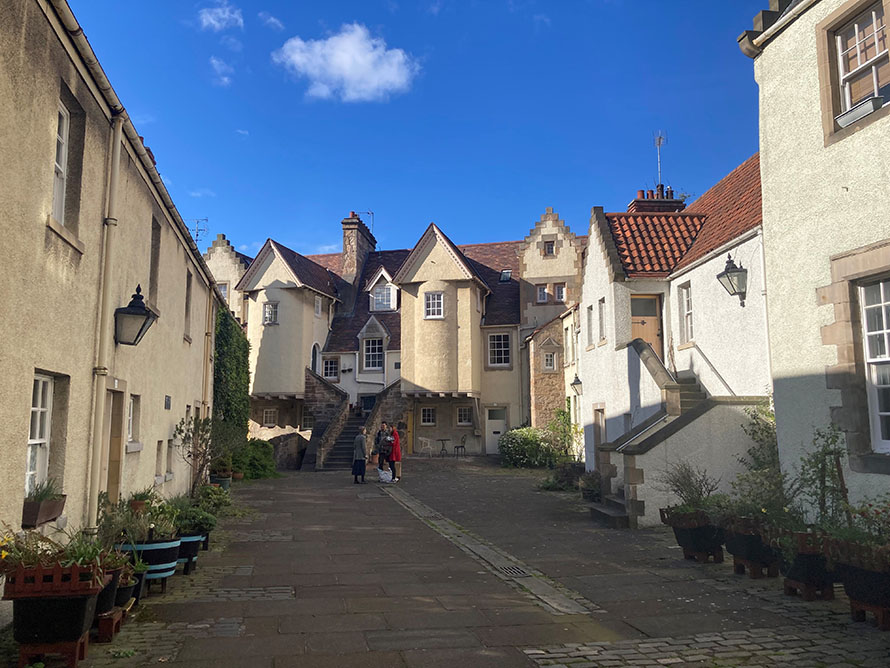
[427,0,443,15]
[315,243,339,253]
[258,11,284,31]
[189,187,217,198]
[272,23,420,102]
[533,13,551,28]
[235,129,249,136]
[221,35,243,51]
[199,1,243,32]
[209,56,234,86]
[238,241,264,253]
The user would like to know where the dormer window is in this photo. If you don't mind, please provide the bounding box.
[499,270,512,282]
[371,284,394,311]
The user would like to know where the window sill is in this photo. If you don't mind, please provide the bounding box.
[598,339,608,347]
[164,472,174,482]
[826,100,890,147]
[486,364,512,371]
[263,321,279,326]
[851,452,890,475]
[835,96,884,129]
[183,334,192,345]
[125,441,143,454]
[46,215,84,255]
[424,316,445,320]
[154,475,165,486]
[677,341,695,351]
[323,376,340,383]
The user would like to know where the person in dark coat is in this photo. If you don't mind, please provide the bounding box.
[374,421,389,468]
[352,426,367,484]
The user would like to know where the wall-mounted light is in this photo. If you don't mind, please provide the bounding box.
[716,254,748,307]
[570,374,583,395]
[115,285,158,345]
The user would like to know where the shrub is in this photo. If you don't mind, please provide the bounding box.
[498,427,567,468]
[539,461,584,491]
[657,461,721,509]
[579,472,602,502]
[175,507,217,536]
[232,439,279,479]
[196,485,231,515]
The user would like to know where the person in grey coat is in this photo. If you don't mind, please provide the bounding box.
[352,426,368,484]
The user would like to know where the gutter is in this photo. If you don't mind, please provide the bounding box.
[48,0,222,294]
[739,0,819,58]
[668,227,761,280]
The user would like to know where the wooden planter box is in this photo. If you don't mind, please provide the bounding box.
[3,563,104,600]
[21,495,67,529]
[660,507,724,563]
[13,594,99,644]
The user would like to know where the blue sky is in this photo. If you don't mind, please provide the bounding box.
[70,0,764,258]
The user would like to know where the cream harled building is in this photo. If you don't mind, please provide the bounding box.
[214,211,585,459]
[740,0,890,499]
[0,0,224,531]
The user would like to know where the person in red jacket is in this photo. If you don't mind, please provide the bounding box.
[388,424,402,482]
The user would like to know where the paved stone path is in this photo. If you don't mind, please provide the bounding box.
[4,457,890,667]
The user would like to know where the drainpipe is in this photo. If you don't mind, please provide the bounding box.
[202,289,215,418]
[758,228,774,385]
[87,114,123,528]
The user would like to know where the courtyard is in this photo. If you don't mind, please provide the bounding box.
[8,457,889,668]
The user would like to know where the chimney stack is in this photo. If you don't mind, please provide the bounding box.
[626,184,686,213]
[341,211,377,285]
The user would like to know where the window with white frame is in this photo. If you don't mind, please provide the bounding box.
[424,292,443,319]
[262,408,278,427]
[488,333,511,366]
[555,284,566,303]
[302,410,315,430]
[127,395,140,442]
[678,283,694,344]
[323,357,339,380]
[421,407,436,426]
[456,406,472,425]
[499,270,512,282]
[364,337,384,370]
[536,285,548,303]
[52,103,70,225]
[862,279,890,451]
[543,351,555,371]
[836,3,888,114]
[218,283,228,302]
[372,284,393,311]
[586,305,594,345]
[315,295,323,317]
[598,297,606,342]
[263,302,278,324]
[26,375,53,496]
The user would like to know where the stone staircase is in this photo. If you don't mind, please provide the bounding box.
[322,414,366,471]
[589,374,707,528]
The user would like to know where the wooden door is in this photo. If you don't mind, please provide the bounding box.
[630,295,663,359]
[485,408,507,453]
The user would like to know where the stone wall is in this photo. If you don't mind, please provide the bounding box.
[364,379,411,451]
[303,368,349,470]
[528,316,565,428]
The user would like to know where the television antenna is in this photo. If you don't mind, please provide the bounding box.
[186,218,209,244]
[354,210,375,234]
[654,131,667,185]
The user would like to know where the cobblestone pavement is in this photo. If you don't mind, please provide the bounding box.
[2,458,890,667]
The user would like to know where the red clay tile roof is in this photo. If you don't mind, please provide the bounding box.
[306,252,343,276]
[672,153,761,272]
[604,213,706,277]
[271,241,341,299]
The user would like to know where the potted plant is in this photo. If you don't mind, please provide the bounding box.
[578,472,601,502]
[658,461,727,563]
[232,470,245,481]
[175,416,240,495]
[1,529,108,646]
[196,485,231,550]
[21,478,67,529]
[175,506,217,574]
[94,548,131,618]
[209,454,233,490]
[127,486,156,515]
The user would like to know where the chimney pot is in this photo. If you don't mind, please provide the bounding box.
[656,184,665,199]
[647,189,655,199]
[666,187,674,199]
[350,211,356,218]
[637,189,645,199]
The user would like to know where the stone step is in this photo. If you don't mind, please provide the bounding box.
[588,502,630,529]
[602,494,627,512]
[678,391,706,401]
[675,376,698,384]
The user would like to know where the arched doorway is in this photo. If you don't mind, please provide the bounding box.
[311,344,319,373]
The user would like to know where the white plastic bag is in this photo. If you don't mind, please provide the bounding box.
[377,467,393,483]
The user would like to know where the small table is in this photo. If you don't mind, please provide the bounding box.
[437,439,450,457]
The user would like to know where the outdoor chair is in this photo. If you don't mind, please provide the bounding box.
[417,437,434,457]
[454,435,467,458]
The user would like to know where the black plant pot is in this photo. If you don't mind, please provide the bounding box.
[131,572,147,605]
[837,564,890,607]
[202,531,211,551]
[117,537,182,585]
[177,534,205,575]
[781,553,833,588]
[725,530,778,565]
[94,568,122,618]
[673,525,724,554]
[13,594,98,644]
[115,579,136,607]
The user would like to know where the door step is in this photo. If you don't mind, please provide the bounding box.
[588,502,630,529]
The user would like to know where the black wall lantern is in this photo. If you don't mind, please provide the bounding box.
[716,254,748,307]
[570,374,583,395]
[115,285,158,345]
